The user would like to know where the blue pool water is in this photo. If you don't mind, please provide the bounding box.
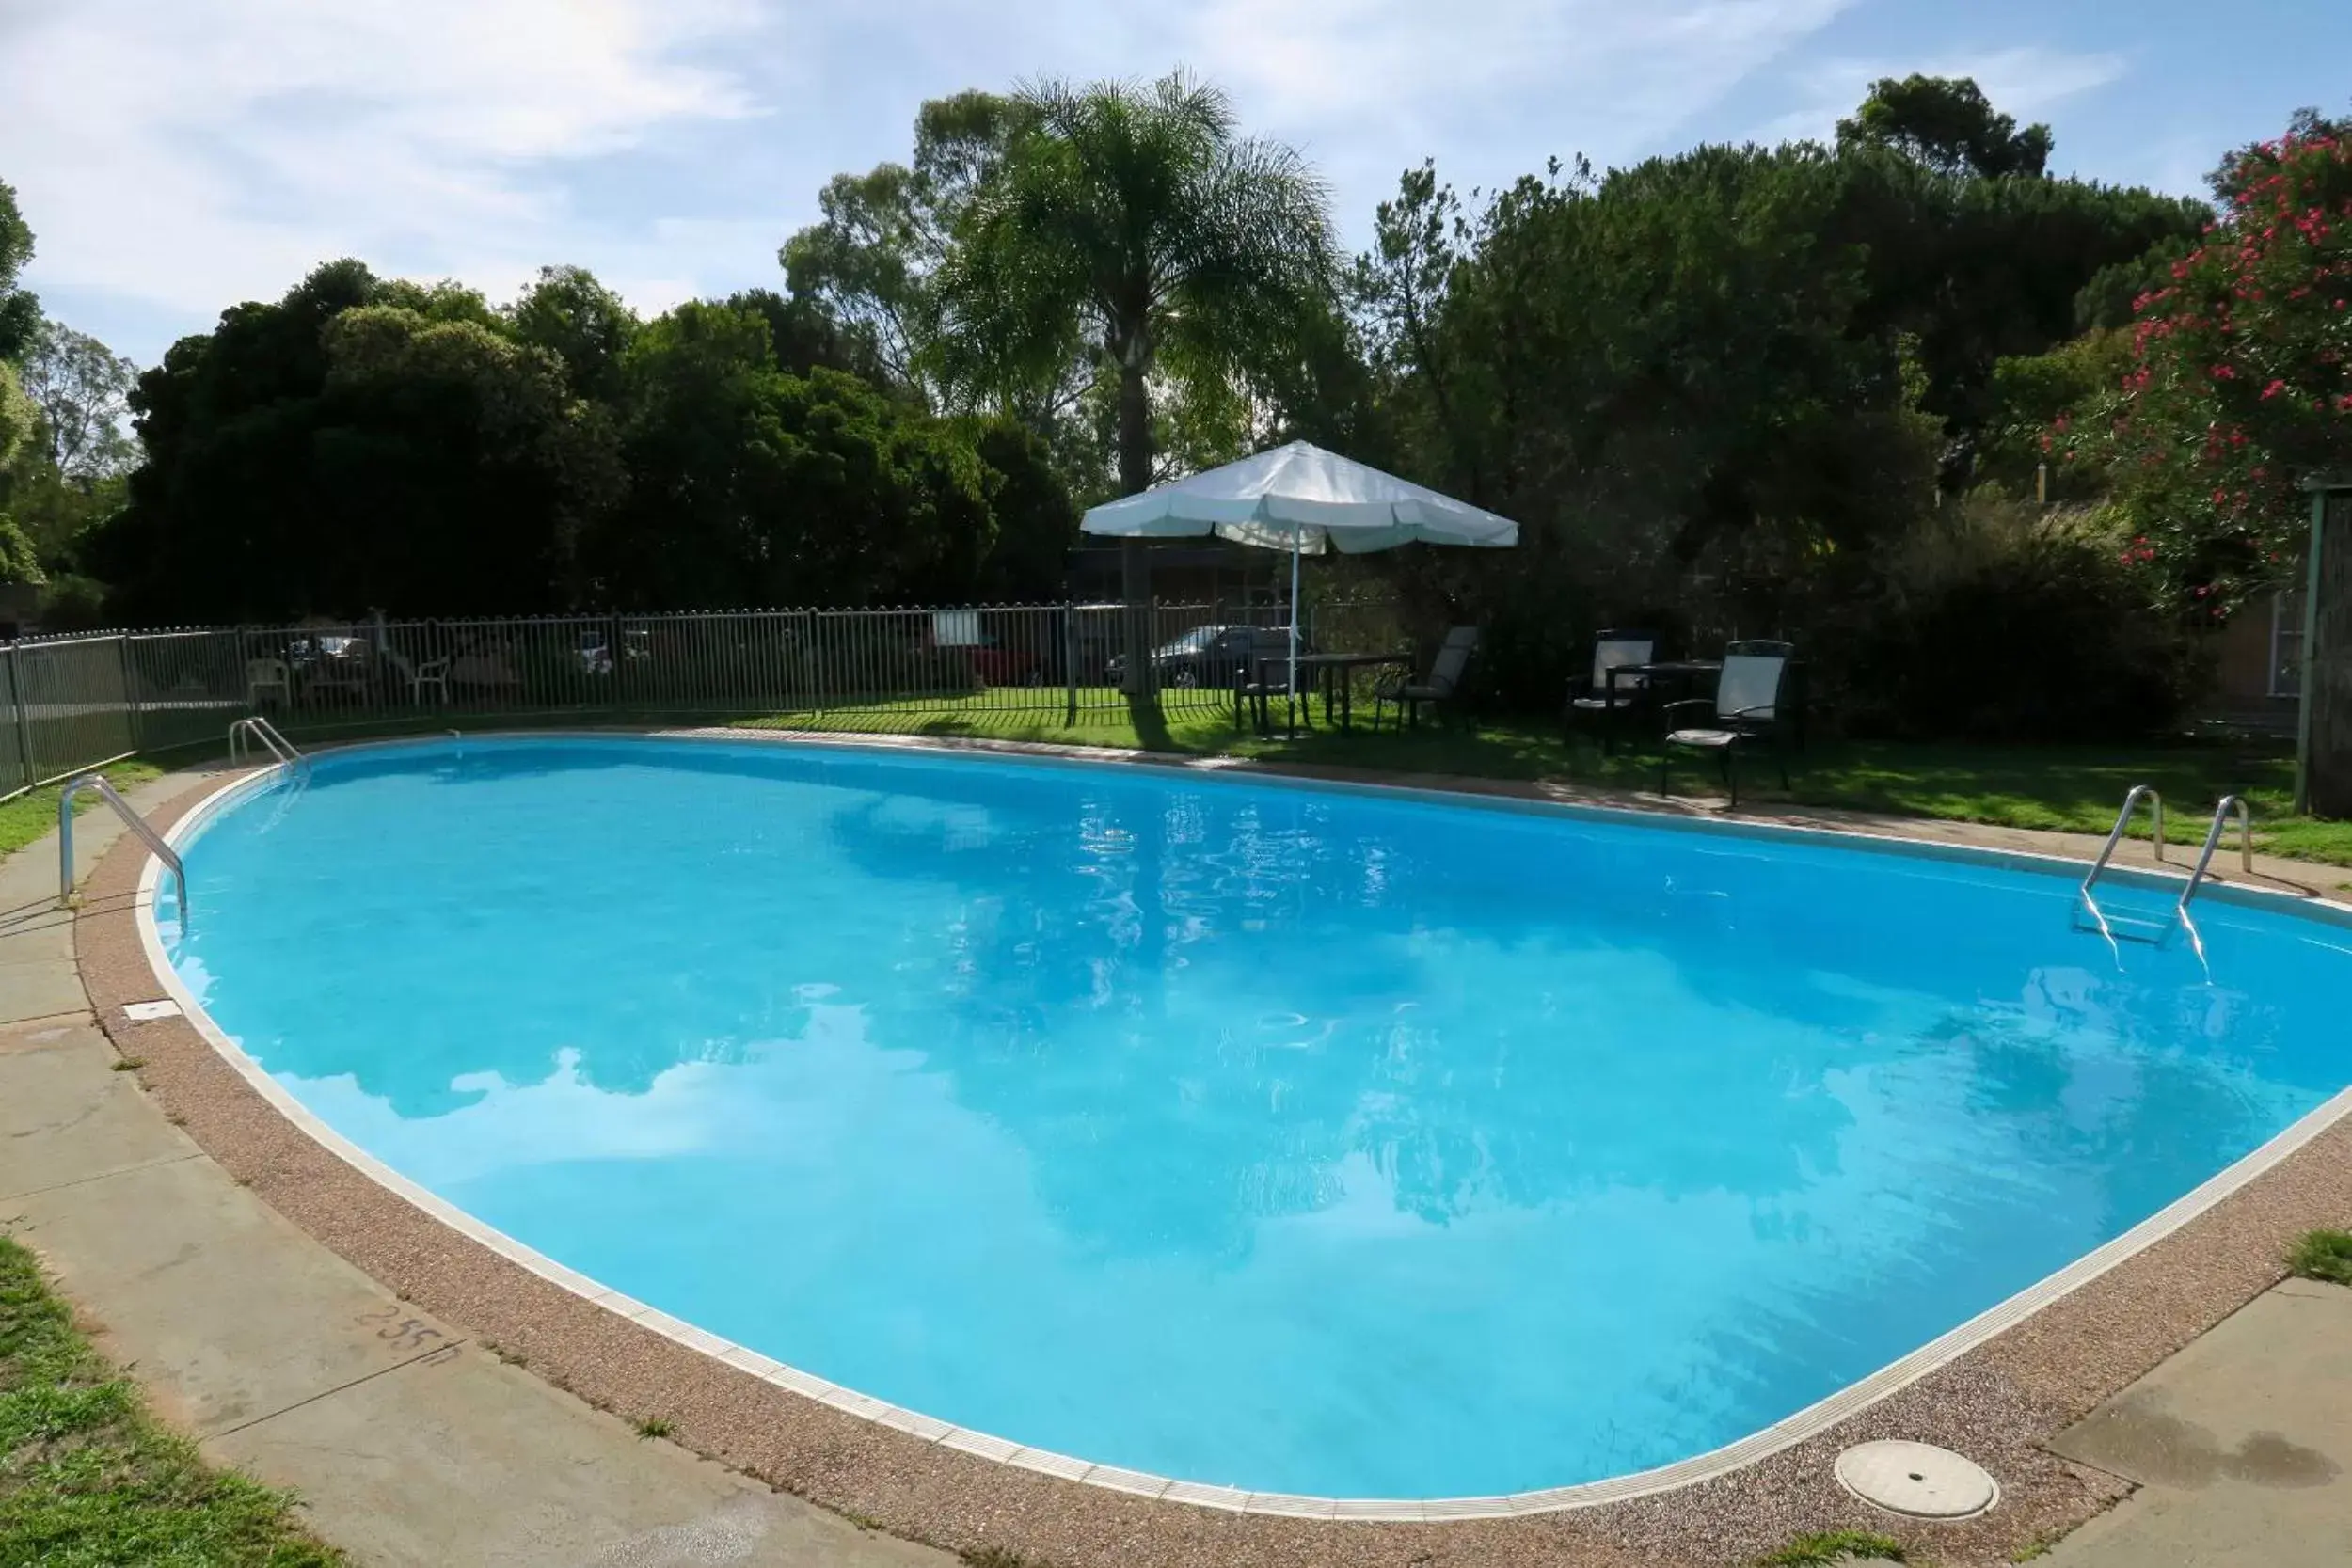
[163,737,2348,1498]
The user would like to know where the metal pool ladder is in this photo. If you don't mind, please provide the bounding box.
[228,715,307,773]
[2179,795,2252,911]
[2082,784,2166,889]
[2077,785,2167,943]
[57,774,189,922]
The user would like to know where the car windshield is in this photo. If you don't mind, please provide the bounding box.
[1154,626,1222,656]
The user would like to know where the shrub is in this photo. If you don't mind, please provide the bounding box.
[1829,493,2197,741]
[1756,1529,1906,1566]
[2288,1229,2352,1286]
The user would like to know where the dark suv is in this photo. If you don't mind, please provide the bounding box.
[1108,625,1300,689]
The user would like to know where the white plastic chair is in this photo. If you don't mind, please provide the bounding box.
[246,657,290,706]
[410,656,451,705]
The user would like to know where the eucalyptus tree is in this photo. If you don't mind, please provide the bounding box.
[780,91,1025,404]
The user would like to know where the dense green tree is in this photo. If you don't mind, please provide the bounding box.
[781,91,1025,402]
[503,264,640,403]
[722,287,893,386]
[87,261,619,620]
[0,179,39,362]
[962,416,1080,598]
[1347,77,2207,705]
[19,321,137,477]
[0,181,52,589]
[588,300,1005,608]
[1836,73,2054,180]
[1887,168,2206,441]
[84,255,1075,624]
[0,362,40,588]
[1358,145,1946,696]
[5,322,137,579]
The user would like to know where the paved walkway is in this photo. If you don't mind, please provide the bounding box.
[0,754,2345,1566]
[0,770,947,1568]
[2042,1278,2352,1568]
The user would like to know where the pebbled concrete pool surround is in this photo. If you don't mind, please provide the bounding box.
[75,744,2352,1568]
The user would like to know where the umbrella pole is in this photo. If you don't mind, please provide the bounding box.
[1288,527,1301,737]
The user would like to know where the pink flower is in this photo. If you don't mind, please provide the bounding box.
[2262,379,2288,399]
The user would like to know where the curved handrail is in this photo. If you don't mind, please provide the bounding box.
[228,716,307,773]
[2081,784,2165,900]
[58,774,187,924]
[2181,795,2253,911]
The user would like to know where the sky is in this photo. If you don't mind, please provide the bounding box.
[4,0,2348,369]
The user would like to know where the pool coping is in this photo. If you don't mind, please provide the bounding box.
[75,731,2352,1565]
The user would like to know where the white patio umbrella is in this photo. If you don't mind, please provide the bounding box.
[1080,441,1518,708]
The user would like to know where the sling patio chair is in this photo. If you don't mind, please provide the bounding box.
[1371,626,1480,731]
[1563,628,1658,753]
[1233,627,1311,735]
[1658,641,1796,808]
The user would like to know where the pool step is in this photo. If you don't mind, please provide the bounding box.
[2073,905,2175,946]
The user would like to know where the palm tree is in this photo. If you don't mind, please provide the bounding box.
[933,72,1334,690]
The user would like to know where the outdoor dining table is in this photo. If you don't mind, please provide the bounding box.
[1599,658,1723,753]
[1246,650,1413,736]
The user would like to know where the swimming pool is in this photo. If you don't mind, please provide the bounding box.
[152,736,2351,1503]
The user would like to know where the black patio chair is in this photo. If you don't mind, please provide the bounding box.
[1371,627,1480,731]
[1233,629,1309,734]
[1563,628,1658,753]
[1658,641,1796,808]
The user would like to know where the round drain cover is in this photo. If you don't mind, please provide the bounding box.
[1834,1439,1998,1519]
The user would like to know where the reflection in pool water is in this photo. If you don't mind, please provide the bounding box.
[165,737,2348,1497]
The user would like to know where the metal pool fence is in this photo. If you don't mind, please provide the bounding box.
[0,598,1411,800]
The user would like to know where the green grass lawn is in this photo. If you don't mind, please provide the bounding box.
[0,763,165,864]
[732,689,2352,865]
[0,1236,342,1566]
[22,695,2340,872]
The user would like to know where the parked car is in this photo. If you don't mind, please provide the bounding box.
[962,636,1044,687]
[914,626,1045,688]
[1106,625,1301,689]
[577,628,650,676]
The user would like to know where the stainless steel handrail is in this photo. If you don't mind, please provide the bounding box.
[2082,784,2165,898]
[58,773,187,922]
[2077,784,2166,945]
[2180,795,2253,911]
[228,716,306,771]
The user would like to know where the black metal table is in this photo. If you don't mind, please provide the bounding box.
[1246,651,1412,736]
[1600,659,1722,752]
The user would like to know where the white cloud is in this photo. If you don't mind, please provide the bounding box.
[1182,0,1857,198]
[1,0,766,330]
[1754,45,2129,149]
[5,0,1866,360]
[1192,0,1851,132]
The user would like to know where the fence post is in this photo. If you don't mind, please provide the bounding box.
[609,610,625,720]
[119,633,142,754]
[8,647,33,791]
[1063,599,1078,725]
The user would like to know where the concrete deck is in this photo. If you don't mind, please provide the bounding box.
[0,770,948,1568]
[8,740,2352,1567]
[2042,1277,2352,1568]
